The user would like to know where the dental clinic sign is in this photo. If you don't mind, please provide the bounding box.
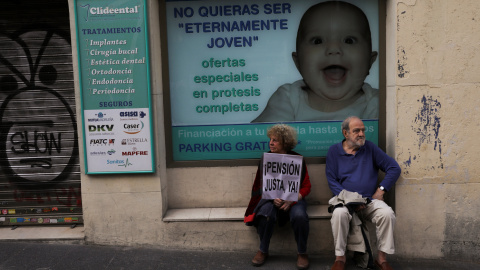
[88,6,139,15]
[75,0,154,174]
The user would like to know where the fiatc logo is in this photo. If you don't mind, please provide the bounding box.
[90,138,115,146]
[123,121,144,134]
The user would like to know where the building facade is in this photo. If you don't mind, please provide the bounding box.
[0,0,478,263]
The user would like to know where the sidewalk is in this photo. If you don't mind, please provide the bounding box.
[0,241,478,270]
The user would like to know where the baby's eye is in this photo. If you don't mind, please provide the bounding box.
[343,37,357,44]
[312,38,323,45]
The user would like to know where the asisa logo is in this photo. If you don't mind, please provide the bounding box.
[119,111,146,118]
[120,111,138,117]
[123,121,144,134]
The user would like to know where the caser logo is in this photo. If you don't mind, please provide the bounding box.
[123,121,144,134]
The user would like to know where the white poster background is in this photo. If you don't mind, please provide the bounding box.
[166,0,379,125]
[84,109,153,172]
[262,153,303,201]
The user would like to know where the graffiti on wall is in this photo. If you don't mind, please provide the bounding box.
[0,26,79,184]
[411,95,443,170]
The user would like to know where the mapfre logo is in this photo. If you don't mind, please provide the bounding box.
[122,147,148,156]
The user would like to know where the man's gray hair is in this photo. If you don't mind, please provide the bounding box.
[341,116,361,132]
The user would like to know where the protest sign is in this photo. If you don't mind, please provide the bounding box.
[262,153,303,201]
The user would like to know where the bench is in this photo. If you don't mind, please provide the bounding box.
[163,205,331,222]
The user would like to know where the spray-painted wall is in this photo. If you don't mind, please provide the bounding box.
[391,0,480,261]
[0,1,81,226]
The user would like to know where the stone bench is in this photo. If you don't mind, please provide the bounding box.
[163,205,331,222]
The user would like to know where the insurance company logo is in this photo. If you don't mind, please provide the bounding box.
[119,110,146,120]
[123,121,144,134]
[89,138,115,146]
[121,137,148,145]
[107,159,125,165]
[106,158,133,168]
[122,147,148,156]
[89,151,106,156]
[87,112,113,122]
[88,124,114,132]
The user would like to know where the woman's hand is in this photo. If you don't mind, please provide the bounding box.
[273,198,284,208]
[273,198,293,211]
[279,200,293,211]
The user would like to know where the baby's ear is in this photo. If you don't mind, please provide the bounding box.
[369,51,378,68]
[292,52,300,70]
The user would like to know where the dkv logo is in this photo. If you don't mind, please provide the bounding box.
[88,124,114,132]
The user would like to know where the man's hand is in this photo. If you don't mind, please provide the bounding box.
[355,204,366,212]
[372,188,386,200]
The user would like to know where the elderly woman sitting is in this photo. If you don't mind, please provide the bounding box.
[244,124,311,269]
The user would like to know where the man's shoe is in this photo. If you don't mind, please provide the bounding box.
[252,250,268,266]
[297,254,309,269]
[375,260,393,270]
[331,260,345,270]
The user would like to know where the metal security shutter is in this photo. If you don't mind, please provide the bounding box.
[0,1,82,226]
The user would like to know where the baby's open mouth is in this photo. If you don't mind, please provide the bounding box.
[323,65,346,83]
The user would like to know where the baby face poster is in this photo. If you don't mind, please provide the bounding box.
[165,0,379,161]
